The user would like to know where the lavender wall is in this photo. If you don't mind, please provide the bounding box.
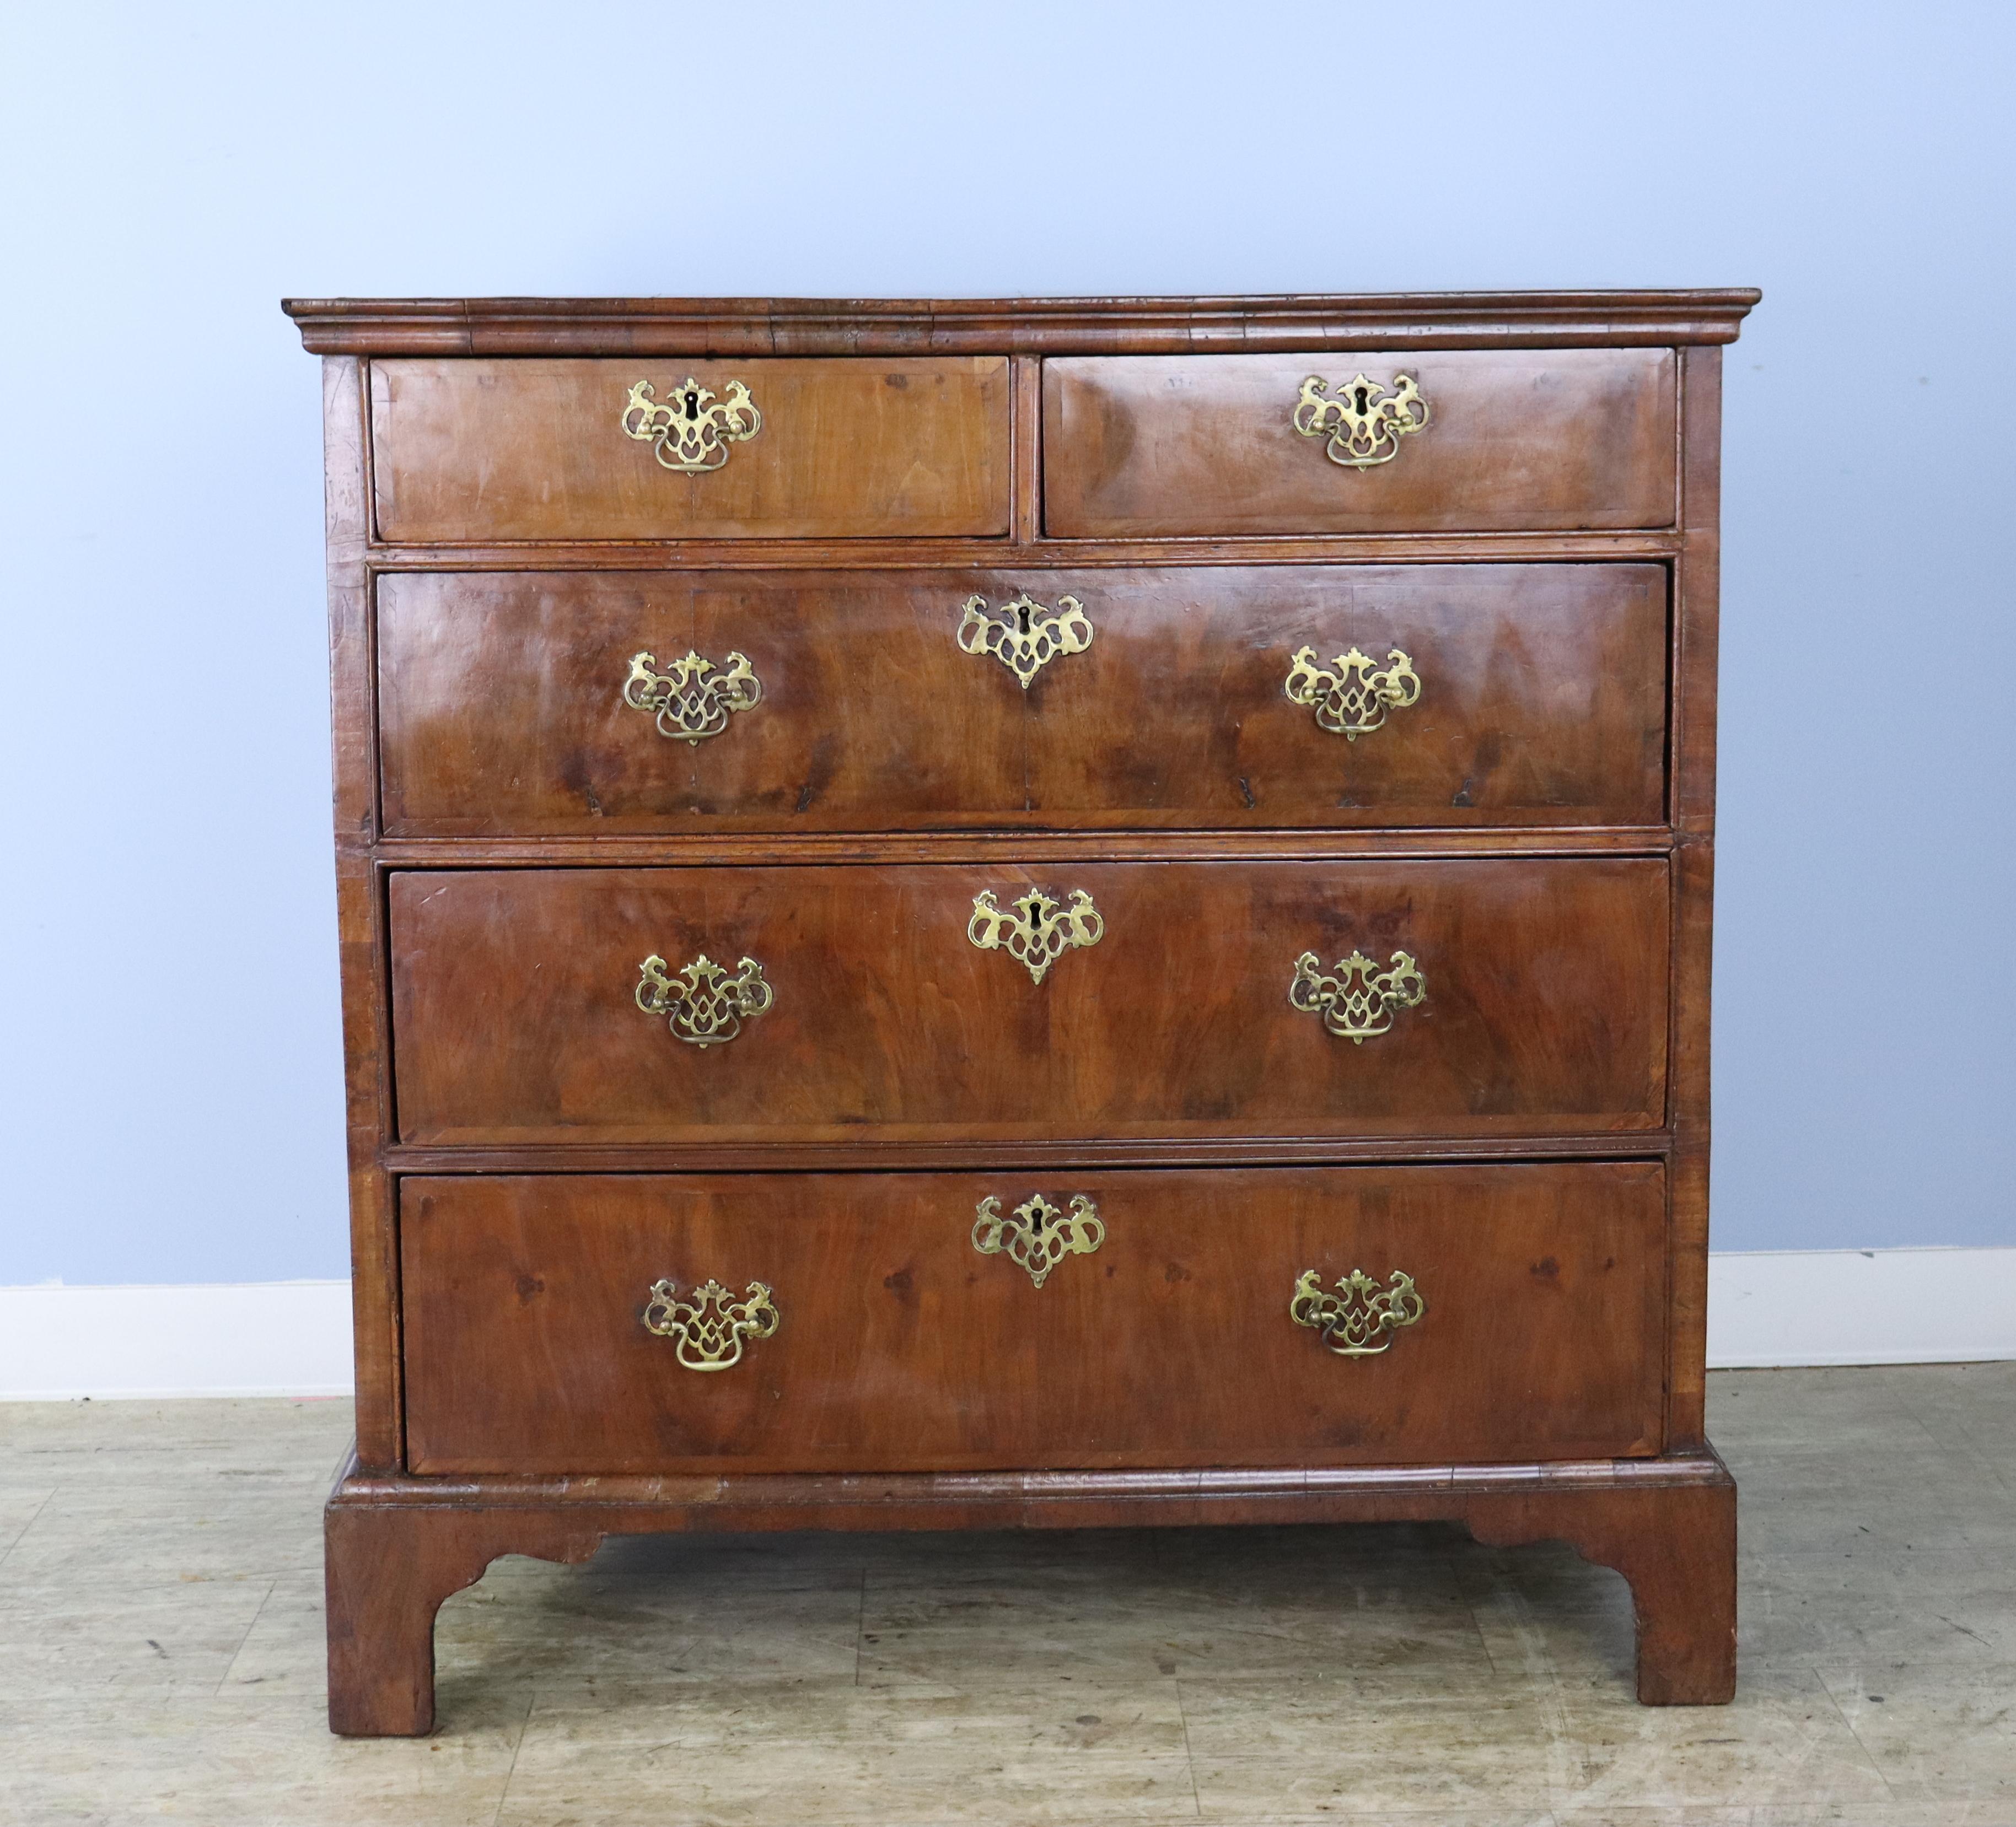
[1,0,2009,1281]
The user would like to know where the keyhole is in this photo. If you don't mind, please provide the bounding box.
[1017,602,1033,634]
[1352,385,1371,413]
[682,390,700,420]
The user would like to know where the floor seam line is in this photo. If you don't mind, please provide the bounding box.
[1450,1545,1499,1673]
[491,1688,534,1827]
[854,1565,867,1688]
[1174,1675,1204,1820]
[1815,1663,1909,1804]
[214,1573,279,1697]
[0,1487,58,1570]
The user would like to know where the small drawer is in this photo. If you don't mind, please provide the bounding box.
[1044,350,1677,537]
[369,357,1012,542]
[375,563,1668,834]
[386,858,1669,1146]
[399,1162,1667,1475]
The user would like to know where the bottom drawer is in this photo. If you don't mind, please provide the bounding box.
[400,1163,1666,1475]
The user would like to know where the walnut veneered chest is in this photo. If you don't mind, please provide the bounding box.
[288,289,1757,1733]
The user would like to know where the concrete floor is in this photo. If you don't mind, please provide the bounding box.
[0,1367,2010,1826]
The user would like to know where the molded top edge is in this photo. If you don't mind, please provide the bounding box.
[282,289,1761,356]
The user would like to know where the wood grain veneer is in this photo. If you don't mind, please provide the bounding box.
[370,357,1010,542]
[376,563,1668,834]
[1044,349,1678,536]
[399,1163,1666,1475]
[385,859,1670,1146]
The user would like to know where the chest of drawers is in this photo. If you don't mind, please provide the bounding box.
[287,289,1757,1734]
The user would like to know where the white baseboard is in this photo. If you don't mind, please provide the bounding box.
[1705,1246,2016,1367]
[1,1251,2010,1399]
[0,1280,354,1400]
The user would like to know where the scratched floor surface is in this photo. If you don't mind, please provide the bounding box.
[1,1365,2012,1825]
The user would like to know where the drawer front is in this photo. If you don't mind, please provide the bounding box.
[400,1163,1667,1474]
[1044,351,1677,537]
[388,859,1669,1145]
[378,564,1666,834]
[370,358,1011,542]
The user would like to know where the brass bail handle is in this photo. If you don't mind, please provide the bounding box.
[1283,645,1421,741]
[642,1279,779,1371]
[1289,1269,1425,1356]
[1287,948,1426,1044]
[622,650,762,745]
[636,953,774,1047]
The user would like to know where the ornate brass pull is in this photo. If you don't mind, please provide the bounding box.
[621,376,761,472]
[1283,645,1421,741]
[968,887,1104,985]
[623,650,762,745]
[1288,950,1426,1044]
[643,1279,779,1371]
[956,592,1093,688]
[1291,373,1430,469]
[971,1193,1104,1289]
[1290,1269,1424,1356]
[636,953,773,1048]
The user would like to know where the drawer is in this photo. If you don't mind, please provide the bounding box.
[1044,351,1677,537]
[399,1163,1667,1474]
[388,859,1669,1145]
[376,563,1667,834]
[369,357,1011,542]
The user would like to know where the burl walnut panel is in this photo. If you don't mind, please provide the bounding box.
[376,563,1668,834]
[1044,349,1677,537]
[400,1163,1666,1475]
[386,858,1670,1146]
[370,357,1012,542]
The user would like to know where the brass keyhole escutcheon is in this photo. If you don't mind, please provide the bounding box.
[1291,372,1430,469]
[967,887,1104,985]
[956,592,1093,689]
[620,376,762,472]
[971,1193,1104,1289]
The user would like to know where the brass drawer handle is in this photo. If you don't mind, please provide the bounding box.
[1283,645,1421,741]
[623,649,762,745]
[643,1278,779,1371]
[621,376,761,472]
[1291,372,1430,469]
[972,1193,1104,1289]
[1288,949,1426,1044]
[636,953,773,1048]
[1290,1269,1424,1356]
[968,887,1104,985]
[957,592,1093,688]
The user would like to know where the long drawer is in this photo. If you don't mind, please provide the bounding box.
[399,1163,1668,1475]
[388,859,1670,1145]
[377,564,1668,834]
[1044,350,1678,537]
[369,357,1012,542]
